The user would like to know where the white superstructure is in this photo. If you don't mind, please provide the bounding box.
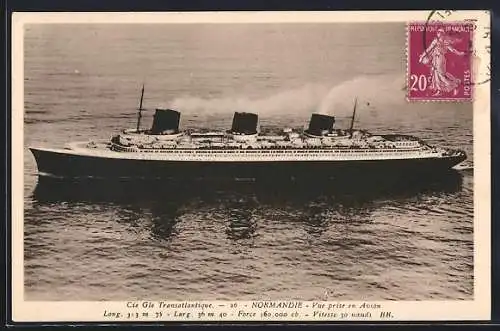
[61,127,457,163]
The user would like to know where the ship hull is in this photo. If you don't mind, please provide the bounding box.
[29,147,467,181]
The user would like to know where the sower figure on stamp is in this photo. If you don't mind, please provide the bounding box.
[419,28,465,96]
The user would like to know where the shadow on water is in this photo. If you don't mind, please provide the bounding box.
[30,171,464,241]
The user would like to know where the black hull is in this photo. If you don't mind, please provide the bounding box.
[29,147,467,181]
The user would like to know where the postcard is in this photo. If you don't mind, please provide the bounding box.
[11,10,491,322]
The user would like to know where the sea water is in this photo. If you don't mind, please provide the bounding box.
[23,23,473,301]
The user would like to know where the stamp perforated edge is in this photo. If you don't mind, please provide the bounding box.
[405,20,475,103]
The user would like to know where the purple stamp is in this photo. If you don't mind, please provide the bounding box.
[407,21,473,101]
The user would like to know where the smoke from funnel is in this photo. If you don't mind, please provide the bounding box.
[165,74,404,119]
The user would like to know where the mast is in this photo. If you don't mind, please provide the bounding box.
[136,84,145,132]
[349,97,357,137]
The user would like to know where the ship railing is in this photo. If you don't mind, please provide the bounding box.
[128,147,429,154]
[110,142,139,153]
[113,149,435,159]
[441,149,466,157]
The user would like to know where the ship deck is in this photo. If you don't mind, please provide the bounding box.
[38,140,462,163]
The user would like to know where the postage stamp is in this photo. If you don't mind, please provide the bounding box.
[407,21,474,101]
[10,11,490,324]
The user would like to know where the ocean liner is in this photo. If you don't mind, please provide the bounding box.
[29,89,467,180]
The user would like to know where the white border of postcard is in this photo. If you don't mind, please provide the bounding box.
[11,10,491,322]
